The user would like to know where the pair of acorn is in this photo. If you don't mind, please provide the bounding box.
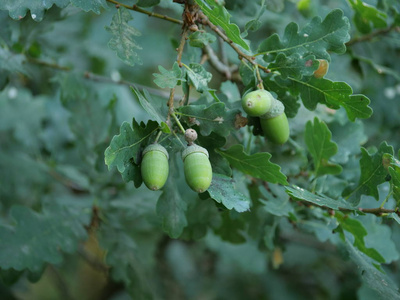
[141,129,212,192]
[242,89,290,144]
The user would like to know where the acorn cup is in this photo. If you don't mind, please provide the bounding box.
[182,144,212,193]
[141,144,169,191]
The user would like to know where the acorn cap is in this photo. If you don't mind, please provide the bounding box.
[182,144,209,160]
[142,144,169,159]
[260,99,285,120]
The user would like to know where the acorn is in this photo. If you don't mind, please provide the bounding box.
[313,59,329,79]
[260,99,290,145]
[182,145,212,193]
[242,89,274,117]
[141,144,169,191]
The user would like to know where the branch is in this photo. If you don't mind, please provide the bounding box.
[106,0,183,25]
[347,24,400,46]
[201,12,270,75]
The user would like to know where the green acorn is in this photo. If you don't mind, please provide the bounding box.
[260,99,290,145]
[141,144,169,191]
[242,90,274,117]
[182,145,212,193]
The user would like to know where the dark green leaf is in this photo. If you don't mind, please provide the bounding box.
[349,0,387,34]
[305,117,342,176]
[343,142,393,205]
[278,76,372,121]
[153,62,185,89]
[194,0,249,50]
[188,31,216,48]
[104,119,159,172]
[217,145,288,185]
[106,7,142,67]
[0,47,28,75]
[208,173,251,213]
[257,9,350,60]
[156,176,188,238]
[286,186,355,210]
[178,102,240,137]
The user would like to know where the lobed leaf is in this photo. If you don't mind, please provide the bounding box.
[106,7,142,67]
[305,117,342,176]
[268,53,319,79]
[343,142,393,205]
[260,184,294,217]
[257,9,350,61]
[194,0,249,50]
[217,145,288,185]
[348,0,387,34]
[153,62,185,89]
[0,0,69,21]
[208,173,251,213]
[184,63,212,93]
[104,119,159,173]
[188,31,216,48]
[277,76,373,121]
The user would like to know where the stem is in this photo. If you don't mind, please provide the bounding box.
[380,186,393,208]
[154,130,163,143]
[106,0,183,25]
[347,24,399,46]
[171,112,186,134]
[172,130,186,147]
[27,57,71,71]
[176,27,189,67]
[255,64,264,90]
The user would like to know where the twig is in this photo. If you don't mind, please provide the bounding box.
[204,44,233,79]
[176,27,189,67]
[106,0,183,25]
[347,24,400,46]
[27,57,71,71]
[201,12,270,74]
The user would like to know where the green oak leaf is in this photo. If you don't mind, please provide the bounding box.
[389,166,400,203]
[260,184,294,217]
[343,142,394,205]
[349,0,387,34]
[184,63,212,93]
[277,76,372,121]
[345,240,400,299]
[336,212,385,263]
[104,119,159,173]
[121,159,142,188]
[286,186,355,210]
[305,117,342,176]
[268,53,319,79]
[0,204,90,272]
[156,175,188,238]
[194,0,249,50]
[217,145,288,185]
[207,173,251,213]
[188,31,216,48]
[214,211,246,244]
[106,7,142,67]
[0,0,69,21]
[71,0,107,14]
[0,47,28,75]
[153,62,185,89]
[178,102,240,137]
[257,9,350,61]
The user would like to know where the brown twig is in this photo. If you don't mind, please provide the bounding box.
[106,0,183,25]
[347,24,400,46]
